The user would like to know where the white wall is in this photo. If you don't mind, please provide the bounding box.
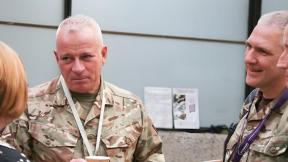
[0,0,287,127]
[72,0,248,126]
[262,0,288,14]
[0,0,62,86]
[0,0,63,25]
[72,0,248,41]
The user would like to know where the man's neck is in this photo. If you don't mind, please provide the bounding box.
[261,84,286,99]
[71,91,98,102]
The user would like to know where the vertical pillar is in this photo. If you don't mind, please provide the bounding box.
[245,0,262,97]
[64,0,72,18]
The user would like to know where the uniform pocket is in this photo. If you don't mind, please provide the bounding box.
[29,122,78,147]
[28,122,79,161]
[101,123,142,158]
[250,135,288,156]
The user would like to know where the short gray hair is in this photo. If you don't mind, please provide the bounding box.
[258,10,288,30]
[56,15,103,44]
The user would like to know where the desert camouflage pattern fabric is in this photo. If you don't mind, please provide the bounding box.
[224,89,288,162]
[0,77,165,162]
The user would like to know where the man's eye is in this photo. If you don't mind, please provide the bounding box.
[258,49,269,56]
[81,55,94,60]
[61,56,72,62]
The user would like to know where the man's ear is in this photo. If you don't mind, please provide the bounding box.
[101,46,108,65]
[54,50,59,62]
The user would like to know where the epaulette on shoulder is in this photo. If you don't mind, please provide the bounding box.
[28,79,59,98]
[105,82,139,101]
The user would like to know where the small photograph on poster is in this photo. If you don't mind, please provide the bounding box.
[173,88,199,129]
[173,94,187,120]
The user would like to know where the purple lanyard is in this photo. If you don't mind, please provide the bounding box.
[232,89,288,162]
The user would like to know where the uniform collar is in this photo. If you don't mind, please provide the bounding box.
[52,76,114,108]
[246,88,288,120]
[100,80,114,107]
[53,76,67,107]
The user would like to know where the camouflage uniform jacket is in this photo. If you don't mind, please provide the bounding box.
[0,77,165,162]
[224,89,288,162]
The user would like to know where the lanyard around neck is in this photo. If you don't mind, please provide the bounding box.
[232,89,288,162]
[60,75,105,156]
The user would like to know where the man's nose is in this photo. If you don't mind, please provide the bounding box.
[244,49,257,64]
[72,59,85,73]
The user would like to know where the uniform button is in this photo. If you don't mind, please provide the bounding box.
[269,146,278,154]
[45,140,51,146]
[125,137,132,145]
[87,134,96,139]
[246,125,253,130]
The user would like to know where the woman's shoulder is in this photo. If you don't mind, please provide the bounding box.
[0,145,30,162]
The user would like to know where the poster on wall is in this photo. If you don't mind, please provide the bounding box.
[144,87,173,129]
[144,87,199,129]
[172,88,199,129]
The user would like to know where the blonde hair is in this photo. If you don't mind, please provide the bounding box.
[0,42,28,120]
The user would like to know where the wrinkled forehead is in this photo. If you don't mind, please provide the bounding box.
[247,24,284,52]
[249,24,283,42]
